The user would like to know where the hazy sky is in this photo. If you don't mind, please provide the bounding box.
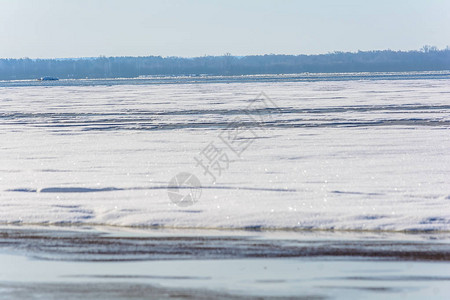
[0,0,449,58]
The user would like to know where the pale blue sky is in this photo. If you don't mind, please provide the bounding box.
[0,0,449,58]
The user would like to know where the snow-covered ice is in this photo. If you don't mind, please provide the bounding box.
[0,74,449,231]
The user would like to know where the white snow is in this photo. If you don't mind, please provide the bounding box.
[0,76,449,231]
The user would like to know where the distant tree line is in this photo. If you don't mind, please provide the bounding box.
[1,47,449,80]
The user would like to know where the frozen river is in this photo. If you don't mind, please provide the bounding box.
[1,72,450,299]
[1,72,449,231]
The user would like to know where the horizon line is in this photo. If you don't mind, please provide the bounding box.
[1,46,449,61]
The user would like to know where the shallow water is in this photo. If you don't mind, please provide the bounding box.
[2,254,450,300]
[0,226,449,299]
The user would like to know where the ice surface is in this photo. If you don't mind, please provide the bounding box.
[0,75,449,231]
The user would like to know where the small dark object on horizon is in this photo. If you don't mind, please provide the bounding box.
[38,76,59,81]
